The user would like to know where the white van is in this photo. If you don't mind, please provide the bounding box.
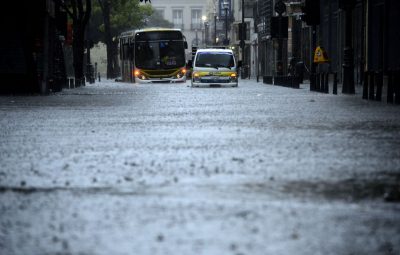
[189,48,241,87]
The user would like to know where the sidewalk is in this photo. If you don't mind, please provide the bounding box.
[259,75,396,105]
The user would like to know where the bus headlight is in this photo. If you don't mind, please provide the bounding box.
[134,70,148,80]
[176,68,187,79]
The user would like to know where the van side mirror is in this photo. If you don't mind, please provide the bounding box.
[187,60,193,68]
[184,41,188,49]
[238,61,243,68]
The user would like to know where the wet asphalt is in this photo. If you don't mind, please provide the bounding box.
[0,79,399,255]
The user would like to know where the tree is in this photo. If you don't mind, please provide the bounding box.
[95,0,152,79]
[56,0,92,86]
[146,10,174,28]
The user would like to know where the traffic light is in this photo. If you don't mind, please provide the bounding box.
[192,46,198,60]
[301,0,320,26]
[270,16,288,39]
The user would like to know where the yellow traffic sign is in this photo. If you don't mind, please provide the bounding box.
[314,46,329,63]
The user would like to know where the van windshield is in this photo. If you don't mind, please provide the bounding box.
[195,52,235,68]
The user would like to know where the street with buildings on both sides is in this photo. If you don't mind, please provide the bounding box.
[0,79,399,255]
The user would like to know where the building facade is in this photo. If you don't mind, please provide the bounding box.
[317,0,399,96]
[150,0,213,60]
[254,0,276,77]
[0,0,68,94]
[253,0,399,101]
[321,1,399,74]
[230,0,256,78]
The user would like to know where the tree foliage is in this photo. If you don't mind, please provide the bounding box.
[90,0,173,78]
[90,0,153,45]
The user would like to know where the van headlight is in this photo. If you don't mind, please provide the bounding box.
[192,72,200,82]
[230,73,238,82]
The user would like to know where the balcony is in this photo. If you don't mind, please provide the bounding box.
[191,23,202,30]
[173,23,184,30]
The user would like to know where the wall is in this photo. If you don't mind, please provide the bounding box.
[91,42,108,78]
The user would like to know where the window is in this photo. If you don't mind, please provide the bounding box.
[191,9,202,30]
[219,1,231,18]
[172,9,183,29]
[237,22,250,41]
[192,38,201,47]
[155,8,165,19]
[244,2,254,18]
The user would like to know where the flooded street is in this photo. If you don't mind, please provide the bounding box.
[1,80,399,255]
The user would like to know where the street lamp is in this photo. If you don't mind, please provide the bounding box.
[204,22,209,46]
[202,15,207,46]
[214,11,218,45]
[223,1,229,45]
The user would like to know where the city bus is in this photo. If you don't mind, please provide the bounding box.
[119,28,188,83]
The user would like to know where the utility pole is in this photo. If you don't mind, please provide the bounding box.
[301,0,320,91]
[225,12,228,45]
[275,0,286,76]
[340,0,356,94]
[223,1,229,45]
[310,25,317,90]
[214,13,217,45]
[86,20,93,84]
[240,0,246,78]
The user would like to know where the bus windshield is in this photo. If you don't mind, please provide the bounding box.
[195,52,235,69]
[135,41,185,70]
